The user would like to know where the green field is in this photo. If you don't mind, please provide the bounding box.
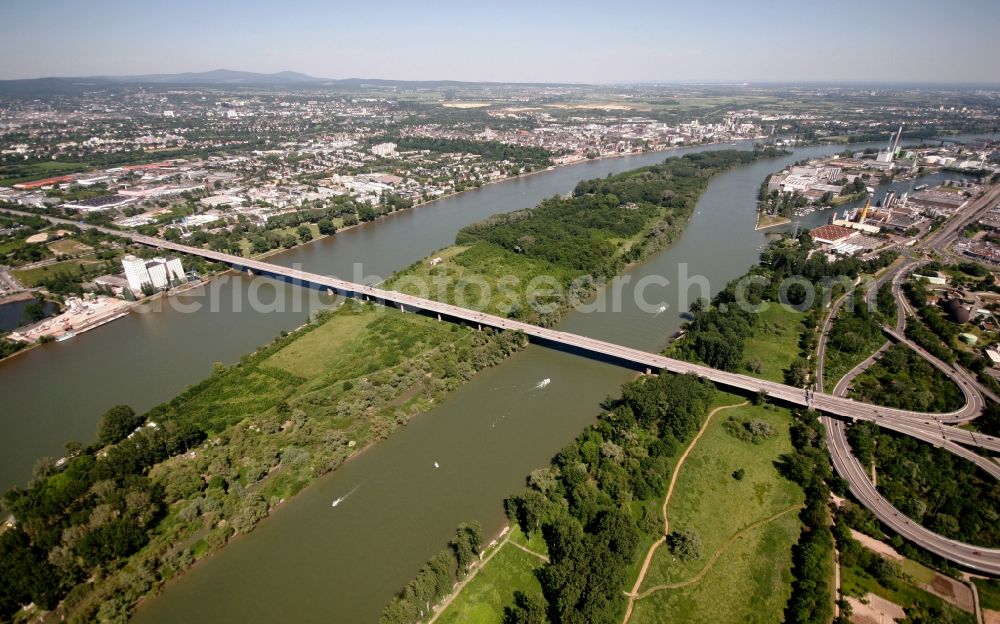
[388,241,579,319]
[265,311,388,379]
[436,527,547,624]
[973,577,1000,611]
[740,304,807,383]
[12,257,110,286]
[631,400,804,623]
[631,512,801,624]
[0,161,87,186]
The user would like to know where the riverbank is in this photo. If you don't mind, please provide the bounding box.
[9,149,784,623]
[755,211,791,230]
[2,303,528,621]
[6,139,925,623]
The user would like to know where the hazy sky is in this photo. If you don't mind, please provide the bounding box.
[2,0,998,83]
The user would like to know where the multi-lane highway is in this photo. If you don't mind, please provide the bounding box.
[825,417,1000,573]
[817,184,1000,574]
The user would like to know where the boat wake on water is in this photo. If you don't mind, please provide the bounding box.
[330,484,361,508]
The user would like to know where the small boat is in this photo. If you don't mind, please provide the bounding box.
[55,332,75,342]
[331,484,360,507]
[914,184,928,191]
[536,378,551,389]
[434,462,440,469]
[657,304,667,313]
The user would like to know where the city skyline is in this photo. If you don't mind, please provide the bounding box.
[2,0,1000,83]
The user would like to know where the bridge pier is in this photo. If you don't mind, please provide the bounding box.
[477,323,482,331]
[645,367,652,375]
[437,313,441,322]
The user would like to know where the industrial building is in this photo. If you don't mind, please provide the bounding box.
[122,255,185,292]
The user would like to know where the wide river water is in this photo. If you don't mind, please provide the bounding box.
[0,136,991,622]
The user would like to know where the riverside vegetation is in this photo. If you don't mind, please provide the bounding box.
[0,304,527,621]
[0,148,786,621]
[388,149,786,326]
[669,232,897,386]
[408,381,838,624]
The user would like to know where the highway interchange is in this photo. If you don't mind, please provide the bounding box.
[817,183,1000,574]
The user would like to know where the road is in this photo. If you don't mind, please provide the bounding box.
[825,417,1000,574]
[7,191,1000,574]
[816,183,1000,574]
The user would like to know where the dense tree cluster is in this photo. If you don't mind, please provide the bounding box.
[846,423,1000,547]
[828,290,884,356]
[723,416,776,444]
[498,374,714,623]
[393,137,553,168]
[781,410,836,624]
[849,344,964,413]
[379,523,482,624]
[0,403,206,618]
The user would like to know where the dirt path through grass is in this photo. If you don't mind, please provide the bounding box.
[621,400,747,624]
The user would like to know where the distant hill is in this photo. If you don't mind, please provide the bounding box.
[106,69,324,85]
[0,70,586,96]
[0,69,325,95]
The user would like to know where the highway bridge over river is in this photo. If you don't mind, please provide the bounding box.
[131,235,998,440]
[6,206,1000,574]
[130,233,1000,574]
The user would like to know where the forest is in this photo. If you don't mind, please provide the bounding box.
[393,137,553,168]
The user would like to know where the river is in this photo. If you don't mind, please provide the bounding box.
[0,143,739,491]
[0,136,991,622]
[128,141,914,623]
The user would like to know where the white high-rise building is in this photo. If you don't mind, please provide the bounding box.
[370,142,397,158]
[164,257,184,284]
[121,255,185,292]
[122,255,151,292]
[147,261,168,289]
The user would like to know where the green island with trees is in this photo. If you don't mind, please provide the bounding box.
[388,149,787,327]
[0,305,526,621]
[411,381,840,624]
[0,148,791,621]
